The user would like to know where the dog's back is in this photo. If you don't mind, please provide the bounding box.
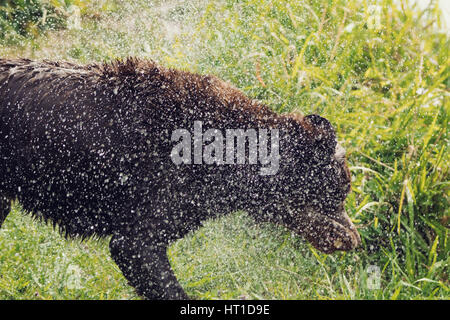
[0,59,135,237]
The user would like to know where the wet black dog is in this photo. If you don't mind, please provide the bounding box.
[0,58,360,299]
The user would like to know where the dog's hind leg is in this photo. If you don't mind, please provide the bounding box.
[0,195,11,228]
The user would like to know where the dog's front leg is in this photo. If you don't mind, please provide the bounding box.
[109,227,188,300]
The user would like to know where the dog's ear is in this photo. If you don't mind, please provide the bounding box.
[281,112,337,165]
[303,114,337,163]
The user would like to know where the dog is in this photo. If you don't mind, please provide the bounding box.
[0,58,360,299]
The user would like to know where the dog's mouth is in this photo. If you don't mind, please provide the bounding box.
[290,206,361,254]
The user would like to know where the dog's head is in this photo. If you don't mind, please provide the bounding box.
[258,114,360,254]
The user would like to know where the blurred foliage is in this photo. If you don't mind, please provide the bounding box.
[0,0,89,44]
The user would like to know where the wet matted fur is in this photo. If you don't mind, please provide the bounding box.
[0,58,360,299]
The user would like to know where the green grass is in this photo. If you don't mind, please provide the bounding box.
[0,0,81,45]
[0,0,449,299]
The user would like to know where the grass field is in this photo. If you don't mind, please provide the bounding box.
[0,0,448,299]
